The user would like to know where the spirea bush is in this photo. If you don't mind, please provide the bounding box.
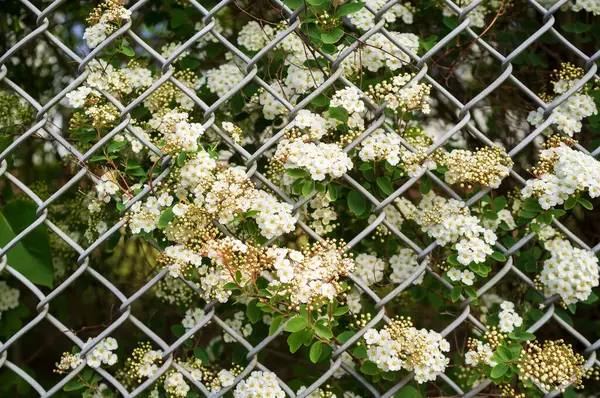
[2,0,600,397]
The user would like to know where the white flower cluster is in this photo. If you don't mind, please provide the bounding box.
[0,281,19,319]
[522,144,600,209]
[340,33,419,74]
[412,193,497,265]
[307,192,338,235]
[528,80,597,137]
[83,1,131,48]
[237,21,274,51]
[275,139,352,181]
[286,110,328,140]
[164,372,190,397]
[148,110,205,153]
[137,349,162,379]
[233,371,285,398]
[572,0,600,15]
[347,287,362,314]
[498,301,523,333]
[205,63,246,97]
[223,311,253,343]
[482,209,516,231]
[182,307,206,331]
[441,0,502,28]
[348,0,414,30]
[358,129,402,166]
[285,64,325,94]
[390,249,424,285]
[465,342,495,366]
[364,318,450,383]
[447,267,476,286]
[257,82,298,120]
[354,253,385,286]
[540,237,599,305]
[86,337,119,368]
[267,240,354,306]
[330,87,365,115]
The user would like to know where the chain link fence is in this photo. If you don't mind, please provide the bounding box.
[1,0,600,396]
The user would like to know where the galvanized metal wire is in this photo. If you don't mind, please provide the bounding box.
[1,0,600,396]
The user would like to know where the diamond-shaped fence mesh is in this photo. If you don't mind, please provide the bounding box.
[1,0,600,397]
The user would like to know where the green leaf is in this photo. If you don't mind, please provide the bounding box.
[284,316,308,333]
[335,2,366,16]
[63,379,85,392]
[578,197,593,210]
[464,286,478,299]
[121,45,135,57]
[583,291,598,305]
[107,140,126,152]
[393,386,421,398]
[321,29,345,45]
[269,315,283,336]
[328,106,348,122]
[328,184,341,201]
[508,331,535,341]
[309,341,323,363]
[496,346,512,362]
[333,306,349,316]
[246,299,261,324]
[302,180,315,196]
[450,286,462,302]
[493,196,507,210]
[194,348,210,365]
[307,0,325,4]
[491,363,508,378]
[564,196,577,210]
[0,200,53,287]
[376,176,393,196]
[337,331,355,343]
[286,168,309,178]
[177,152,187,167]
[347,190,367,216]
[170,8,189,29]
[562,22,592,33]
[288,329,311,353]
[491,251,507,262]
[360,360,379,375]
[419,177,431,194]
[158,208,174,228]
[314,324,333,339]
[284,0,304,8]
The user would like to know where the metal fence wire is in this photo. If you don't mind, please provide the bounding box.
[1,0,600,396]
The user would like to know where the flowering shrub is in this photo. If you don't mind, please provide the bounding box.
[1,0,600,397]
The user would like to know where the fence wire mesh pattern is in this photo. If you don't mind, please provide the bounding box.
[1,0,600,397]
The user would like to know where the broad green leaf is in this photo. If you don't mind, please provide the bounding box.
[194,348,210,365]
[158,208,174,228]
[496,346,512,362]
[302,180,315,196]
[288,329,311,353]
[328,106,348,122]
[309,341,323,363]
[335,2,366,16]
[286,168,309,178]
[562,22,592,33]
[63,379,85,392]
[450,286,462,302]
[0,200,53,287]
[564,196,578,210]
[285,316,308,332]
[314,323,333,339]
[269,315,283,336]
[285,0,304,8]
[107,140,127,152]
[360,360,379,375]
[376,176,393,196]
[347,190,367,216]
[491,251,507,262]
[246,299,261,324]
[333,306,349,316]
[393,386,420,398]
[321,28,345,44]
[121,45,135,57]
[578,197,593,210]
[491,363,508,378]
